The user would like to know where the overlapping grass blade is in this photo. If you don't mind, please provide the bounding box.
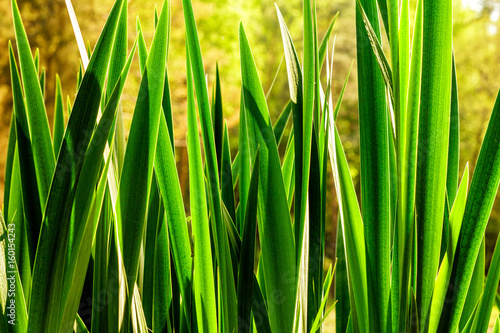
[116,0,168,299]
[186,47,217,332]
[3,112,16,220]
[154,110,192,328]
[469,234,500,333]
[11,0,55,208]
[428,164,469,332]
[8,43,42,265]
[237,149,260,332]
[239,22,296,333]
[459,239,484,331]
[439,90,500,332]
[1,211,28,332]
[153,212,173,333]
[27,0,125,330]
[327,122,369,332]
[276,5,304,243]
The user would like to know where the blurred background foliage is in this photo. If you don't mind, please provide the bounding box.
[1,0,499,267]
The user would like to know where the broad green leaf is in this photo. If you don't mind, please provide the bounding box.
[239,22,296,333]
[355,0,394,106]
[440,91,500,332]
[355,0,391,330]
[415,0,453,328]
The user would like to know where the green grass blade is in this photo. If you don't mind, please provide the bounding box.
[55,41,135,330]
[106,0,127,101]
[470,234,500,333]
[493,315,500,333]
[239,22,296,333]
[328,123,369,332]
[335,216,350,333]
[447,55,460,204]
[39,67,46,100]
[282,131,295,210]
[298,0,315,270]
[310,265,335,333]
[11,0,55,207]
[186,49,218,331]
[153,212,173,333]
[143,179,162,327]
[415,0,453,328]
[58,135,115,332]
[53,74,65,157]
[7,147,32,307]
[355,0,394,106]
[428,164,469,332]
[273,100,292,146]
[459,238,484,331]
[182,2,239,331]
[3,112,17,220]
[221,123,236,225]
[212,63,224,169]
[0,211,28,332]
[91,191,113,333]
[439,90,500,332]
[8,43,42,265]
[237,149,260,332]
[275,4,303,227]
[117,1,168,297]
[398,4,423,330]
[154,111,192,327]
[355,0,391,330]
[318,13,338,71]
[27,1,124,330]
